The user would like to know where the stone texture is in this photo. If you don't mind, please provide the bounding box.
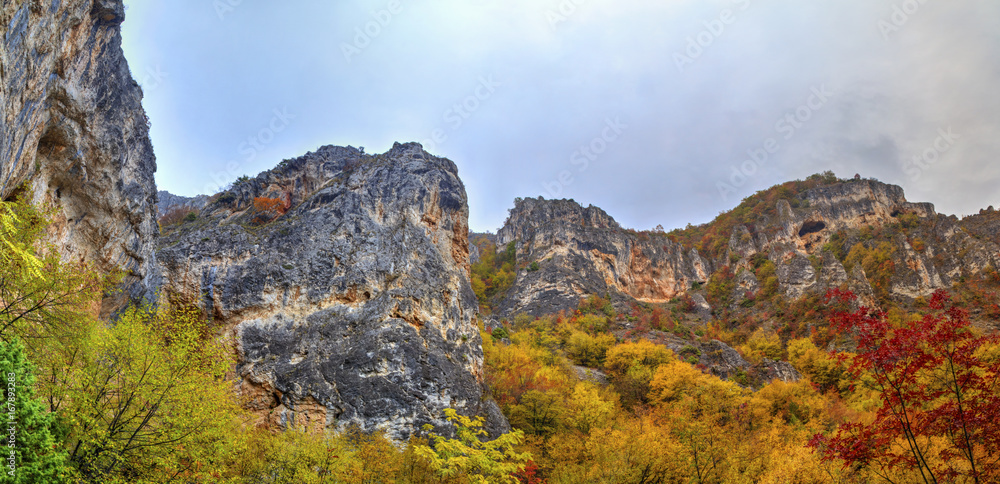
[157,190,209,217]
[495,197,711,317]
[156,142,507,440]
[0,0,158,312]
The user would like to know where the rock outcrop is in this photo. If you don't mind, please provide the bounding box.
[157,190,209,217]
[636,331,801,385]
[156,143,507,440]
[0,0,158,311]
[495,180,1000,318]
[495,197,712,317]
[721,179,999,306]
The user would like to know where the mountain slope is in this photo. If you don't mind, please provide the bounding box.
[156,142,507,439]
[0,0,158,311]
[493,176,999,322]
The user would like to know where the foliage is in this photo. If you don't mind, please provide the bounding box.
[705,265,735,310]
[158,206,199,230]
[578,295,616,319]
[787,338,846,395]
[470,237,517,313]
[62,304,244,482]
[564,331,616,367]
[252,196,286,224]
[414,408,531,483]
[811,289,1000,484]
[0,198,109,343]
[0,337,68,483]
[604,340,673,407]
[843,240,896,302]
[491,326,510,341]
[738,328,783,365]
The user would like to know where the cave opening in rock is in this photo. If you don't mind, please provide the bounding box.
[798,220,826,237]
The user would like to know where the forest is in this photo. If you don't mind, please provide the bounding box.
[2,194,1000,483]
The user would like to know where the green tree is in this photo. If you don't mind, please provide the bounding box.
[0,198,108,344]
[415,408,531,483]
[63,305,244,482]
[0,337,68,483]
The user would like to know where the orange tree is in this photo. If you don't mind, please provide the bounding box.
[252,196,285,224]
[810,289,1000,484]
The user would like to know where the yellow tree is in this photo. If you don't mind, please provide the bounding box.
[414,408,531,483]
[62,305,245,482]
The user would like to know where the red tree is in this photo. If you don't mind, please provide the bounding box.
[810,289,1000,483]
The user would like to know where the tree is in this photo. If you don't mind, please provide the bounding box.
[810,289,1000,484]
[252,196,286,224]
[0,198,107,344]
[414,408,531,484]
[0,337,68,483]
[604,340,673,407]
[508,390,567,438]
[63,305,244,482]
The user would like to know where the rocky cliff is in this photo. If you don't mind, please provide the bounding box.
[495,179,1000,322]
[721,179,998,308]
[0,0,158,311]
[495,197,712,317]
[157,190,209,217]
[156,142,507,439]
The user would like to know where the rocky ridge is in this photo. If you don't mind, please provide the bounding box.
[157,190,209,217]
[0,0,158,311]
[495,197,712,317]
[156,142,507,440]
[495,179,999,320]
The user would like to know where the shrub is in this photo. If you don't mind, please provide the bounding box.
[214,191,237,206]
[566,331,616,367]
[158,206,199,228]
[491,327,510,340]
[252,196,286,224]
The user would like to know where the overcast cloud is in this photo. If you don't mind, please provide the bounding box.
[121,0,1000,232]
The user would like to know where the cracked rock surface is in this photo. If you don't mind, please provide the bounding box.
[1,0,158,312]
[157,142,507,440]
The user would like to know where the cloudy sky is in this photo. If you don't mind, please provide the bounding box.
[121,0,1000,233]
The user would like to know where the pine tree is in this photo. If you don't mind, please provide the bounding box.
[0,337,67,483]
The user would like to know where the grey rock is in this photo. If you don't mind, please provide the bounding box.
[157,190,210,217]
[0,0,158,311]
[495,197,711,317]
[156,142,507,440]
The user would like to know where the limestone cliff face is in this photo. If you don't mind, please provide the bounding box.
[156,142,507,440]
[724,180,999,307]
[0,0,158,310]
[495,180,999,318]
[496,198,712,317]
[157,190,209,217]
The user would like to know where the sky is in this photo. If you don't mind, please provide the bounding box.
[120,0,1000,233]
